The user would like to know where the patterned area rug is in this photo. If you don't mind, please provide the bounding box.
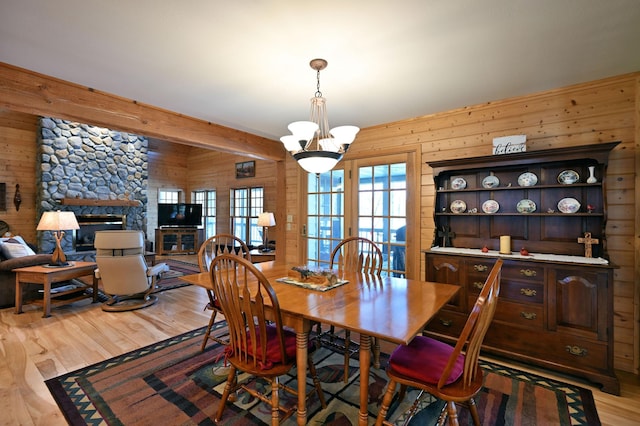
[46,324,601,425]
[153,258,200,292]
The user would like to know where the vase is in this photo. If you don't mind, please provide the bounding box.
[587,165,597,184]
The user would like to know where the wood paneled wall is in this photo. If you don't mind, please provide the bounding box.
[0,109,39,243]
[146,141,280,251]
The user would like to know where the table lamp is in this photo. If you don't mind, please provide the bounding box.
[37,210,79,266]
[257,212,276,252]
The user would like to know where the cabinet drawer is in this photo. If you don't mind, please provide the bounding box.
[502,264,544,282]
[500,280,544,304]
[545,338,609,371]
[489,298,544,330]
[425,309,467,337]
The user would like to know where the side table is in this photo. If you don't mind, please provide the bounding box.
[248,249,275,263]
[14,261,98,318]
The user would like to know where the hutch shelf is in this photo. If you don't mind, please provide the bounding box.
[424,142,620,394]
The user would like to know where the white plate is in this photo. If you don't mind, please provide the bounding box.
[450,177,467,190]
[482,200,499,214]
[557,197,581,213]
[482,175,500,188]
[518,172,538,187]
[450,199,467,214]
[558,170,580,184]
[516,199,537,213]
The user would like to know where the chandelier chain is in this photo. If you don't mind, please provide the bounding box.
[315,68,323,98]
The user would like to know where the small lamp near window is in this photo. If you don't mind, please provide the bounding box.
[37,210,79,267]
[257,212,276,253]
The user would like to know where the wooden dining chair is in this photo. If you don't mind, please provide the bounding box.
[375,258,503,426]
[210,254,326,425]
[317,236,384,382]
[197,234,251,351]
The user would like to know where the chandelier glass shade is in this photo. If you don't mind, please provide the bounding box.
[281,59,359,174]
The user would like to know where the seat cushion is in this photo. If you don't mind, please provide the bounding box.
[389,336,465,386]
[246,325,297,369]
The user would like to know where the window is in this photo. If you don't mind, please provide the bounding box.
[158,189,180,203]
[230,187,264,246]
[193,190,216,238]
[306,171,344,269]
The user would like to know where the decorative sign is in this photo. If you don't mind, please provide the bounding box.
[493,135,527,155]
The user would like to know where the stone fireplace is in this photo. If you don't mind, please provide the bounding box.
[37,118,148,260]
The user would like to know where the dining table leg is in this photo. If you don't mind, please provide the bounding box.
[295,321,310,426]
[358,334,372,425]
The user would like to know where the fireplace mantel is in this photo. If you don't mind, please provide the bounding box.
[58,198,142,207]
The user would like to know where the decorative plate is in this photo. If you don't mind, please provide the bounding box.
[557,170,580,184]
[482,200,499,214]
[516,199,537,213]
[450,177,467,190]
[450,199,467,214]
[517,172,538,187]
[557,197,581,213]
[482,175,500,189]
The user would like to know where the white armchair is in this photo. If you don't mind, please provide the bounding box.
[94,230,169,311]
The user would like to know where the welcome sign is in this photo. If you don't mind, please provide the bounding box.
[493,135,527,155]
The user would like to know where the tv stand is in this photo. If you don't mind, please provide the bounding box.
[155,228,200,255]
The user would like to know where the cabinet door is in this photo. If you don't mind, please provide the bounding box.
[548,266,611,341]
[426,255,466,311]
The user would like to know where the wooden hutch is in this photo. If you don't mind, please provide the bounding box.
[424,142,620,394]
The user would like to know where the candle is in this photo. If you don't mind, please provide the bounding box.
[500,236,511,254]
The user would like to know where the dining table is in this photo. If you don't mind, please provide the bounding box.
[179,261,459,426]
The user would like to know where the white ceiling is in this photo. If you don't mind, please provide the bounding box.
[1,1,639,141]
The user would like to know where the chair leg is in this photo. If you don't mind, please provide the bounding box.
[308,354,327,408]
[200,309,218,351]
[375,379,397,426]
[372,337,381,368]
[271,377,280,426]
[215,365,237,422]
[445,401,460,426]
[344,329,351,382]
[468,397,481,426]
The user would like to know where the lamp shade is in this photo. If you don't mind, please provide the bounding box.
[37,211,80,231]
[257,212,276,227]
[293,150,342,174]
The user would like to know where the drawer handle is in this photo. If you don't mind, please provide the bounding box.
[520,311,537,320]
[439,318,453,327]
[520,269,537,277]
[473,281,484,290]
[473,264,488,272]
[565,345,588,357]
[520,288,537,297]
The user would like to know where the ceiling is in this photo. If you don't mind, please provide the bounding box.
[1,1,639,141]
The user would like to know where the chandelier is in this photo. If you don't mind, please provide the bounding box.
[280,59,359,174]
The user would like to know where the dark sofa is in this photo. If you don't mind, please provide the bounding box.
[0,252,52,308]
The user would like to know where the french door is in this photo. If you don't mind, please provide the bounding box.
[306,153,410,277]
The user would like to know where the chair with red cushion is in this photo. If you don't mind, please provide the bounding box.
[197,234,251,351]
[210,254,326,425]
[375,258,503,426]
[317,236,384,382]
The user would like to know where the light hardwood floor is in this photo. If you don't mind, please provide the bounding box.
[1,257,639,425]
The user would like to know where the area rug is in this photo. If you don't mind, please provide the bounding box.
[153,258,200,293]
[46,324,601,425]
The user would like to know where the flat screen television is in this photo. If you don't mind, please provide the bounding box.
[157,203,202,227]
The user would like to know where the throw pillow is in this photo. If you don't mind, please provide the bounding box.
[0,236,37,259]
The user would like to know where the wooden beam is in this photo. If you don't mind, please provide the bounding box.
[0,62,285,161]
